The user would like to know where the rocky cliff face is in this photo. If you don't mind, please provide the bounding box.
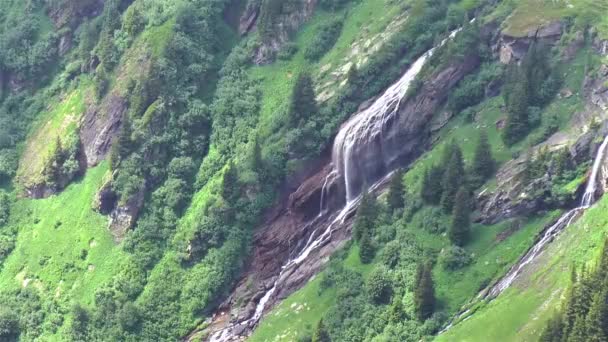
[80,94,127,167]
[203,54,481,339]
[240,0,317,64]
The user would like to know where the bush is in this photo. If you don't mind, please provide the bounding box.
[277,42,299,60]
[438,246,471,270]
[304,19,343,61]
[0,307,19,340]
[0,191,9,226]
[379,241,401,269]
[366,266,393,304]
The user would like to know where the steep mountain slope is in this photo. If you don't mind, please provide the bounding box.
[0,0,607,341]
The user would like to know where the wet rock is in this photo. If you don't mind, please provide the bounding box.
[239,1,260,35]
[108,188,144,243]
[80,94,127,167]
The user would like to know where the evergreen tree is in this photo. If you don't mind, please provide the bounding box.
[353,191,376,241]
[585,290,608,342]
[562,267,580,339]
[387,169,405,212]
[421,165,444,205]
[414,262,436,321]
[221,162,239,204]
[441,145,465,212]
[389,297,406,322]
[290,71,318,127]
[312,319,331,342]
[568,314,588,342]
[539,315,563,342]
[359,231,375,264]
[449,187,471,246]
[471,132,495,187]
[248,135,264,173]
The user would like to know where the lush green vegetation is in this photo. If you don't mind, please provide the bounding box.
[0,0,606,341]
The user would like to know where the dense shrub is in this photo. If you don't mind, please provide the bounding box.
[304,19,343,61]
[438,246,472,270]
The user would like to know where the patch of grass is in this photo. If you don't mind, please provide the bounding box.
[15,80,92,189]
[0,162,125,305]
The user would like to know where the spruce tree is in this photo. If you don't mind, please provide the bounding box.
[359,231,375,264]
[353,191,375,241]
[539,315,563,342]
[421,165,444,205]
[441,145,465,212]
[471,132,495,188]
[568,314,588,342]
[502,56,533,146]
[290,71,318,127]
[222,162,239,204]
[414,262,436,321]
[387,169,405,212]
[585,290,608,342]
[562,267,580,339]
[312,319,331,342]
[449,187,471,246]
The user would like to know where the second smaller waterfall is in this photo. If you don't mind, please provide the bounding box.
[487,134,608,298]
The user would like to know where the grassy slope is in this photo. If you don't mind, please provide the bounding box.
[437,195,608,342]
[15,81,92,189]
[0,163,126,339]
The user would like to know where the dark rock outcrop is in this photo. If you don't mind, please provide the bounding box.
[498,21,563,64]
[242,0,317,64]
[80,93,127,167]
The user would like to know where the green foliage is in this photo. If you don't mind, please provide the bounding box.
[421,165,444,205]
[414,261,436,321]
[539,240,608,342]
[366,266,393,304]
[449,188,471,246]
[502,42,562,145]
[439,245,471,270]
[304,19,343,61]
[0,307,19,341]
[387,169,405,212]
[470,132,495,188]
[0,190,9,226]
[441,144,465,212]
[312,319,331,342]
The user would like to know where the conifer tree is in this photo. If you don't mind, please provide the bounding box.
[248,135,264,173]
[539,315,563,342]
[389,297,406,322]
[387,169,405,212]
[359,231,375,264]
[449,187,471,246]
[568,314,588,342]
[562,266,580,339]
[585,290,608,342]
[421,165,444,205]
[414,262,436,321]
[222,162,239,204]
[312,319,331,342]
[353,191,375,241]
[441,145,465,212]
[289,71,318,127]
[471,132,495,188]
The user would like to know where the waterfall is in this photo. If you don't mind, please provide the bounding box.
[207,27,464,342]
[487,134,608,298]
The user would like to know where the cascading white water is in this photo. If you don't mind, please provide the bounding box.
[333,28,462,202]
[208,27,465,342]
[487,134,608,298]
